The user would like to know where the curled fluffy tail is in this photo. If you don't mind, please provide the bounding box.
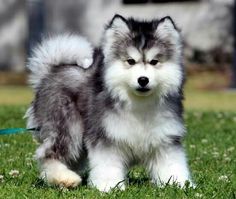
[27,34,93,89]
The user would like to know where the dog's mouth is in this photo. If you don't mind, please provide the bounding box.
[134,87,152,96]
[136,87,151,92]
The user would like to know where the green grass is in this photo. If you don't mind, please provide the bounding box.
[0,106,236,198]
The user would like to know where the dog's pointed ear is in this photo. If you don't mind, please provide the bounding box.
[158,16,177,30]
[156,16,180,39]
[106,14,129,34]
[103,15,129,58]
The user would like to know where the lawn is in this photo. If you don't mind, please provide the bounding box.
[0,72,236,198]
[0,107,235,198]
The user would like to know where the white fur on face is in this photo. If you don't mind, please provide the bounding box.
[145,47,160,63]
[104,58,182,102]
[154,61,183,96]
[126,46,142,62]
[103,16,183,101]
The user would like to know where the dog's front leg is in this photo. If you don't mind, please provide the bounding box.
[146,146,193,188]
[88,143,126,192]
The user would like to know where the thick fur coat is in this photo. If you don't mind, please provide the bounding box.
[25,15,192,192]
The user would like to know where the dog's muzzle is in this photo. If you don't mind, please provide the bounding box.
[136,76,150,92]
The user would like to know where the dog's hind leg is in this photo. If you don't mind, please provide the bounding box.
[25,34,94,188]
[34,120,83,188]
[27,88,85,188]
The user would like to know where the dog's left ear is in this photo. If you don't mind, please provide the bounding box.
[106,14,130,34]
[156,16,180,39]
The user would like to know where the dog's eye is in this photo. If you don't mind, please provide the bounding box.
[127,59,136,65]
[149,59,159,65]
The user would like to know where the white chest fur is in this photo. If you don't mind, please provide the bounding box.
[102,107,184,155]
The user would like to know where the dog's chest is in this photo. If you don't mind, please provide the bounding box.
[103,109,179,153]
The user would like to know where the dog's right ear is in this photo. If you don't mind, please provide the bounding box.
[102,15,129,58]
[106,14,130,34]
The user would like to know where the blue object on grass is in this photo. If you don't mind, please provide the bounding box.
[0,128,40,135]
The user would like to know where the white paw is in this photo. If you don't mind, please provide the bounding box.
[40,160,82,188]
[89,178,125,192]
[41,169,82,188]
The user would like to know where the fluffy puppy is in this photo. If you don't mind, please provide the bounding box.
[26,15,193,192]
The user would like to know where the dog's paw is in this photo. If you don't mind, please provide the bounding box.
[40,160,82,188]
[41,169,82,188]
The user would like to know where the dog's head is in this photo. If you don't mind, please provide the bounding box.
[102,14,184,102]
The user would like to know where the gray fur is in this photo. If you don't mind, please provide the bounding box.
[26,15,192,189]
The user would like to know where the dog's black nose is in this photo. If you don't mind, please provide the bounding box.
[138,76,149,87]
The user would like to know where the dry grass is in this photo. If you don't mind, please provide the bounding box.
[0,86,32,106]
[185,71,236,111]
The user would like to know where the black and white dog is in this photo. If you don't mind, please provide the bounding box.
[26,15,193,192]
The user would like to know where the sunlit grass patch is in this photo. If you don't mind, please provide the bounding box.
[0,106,235,198]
